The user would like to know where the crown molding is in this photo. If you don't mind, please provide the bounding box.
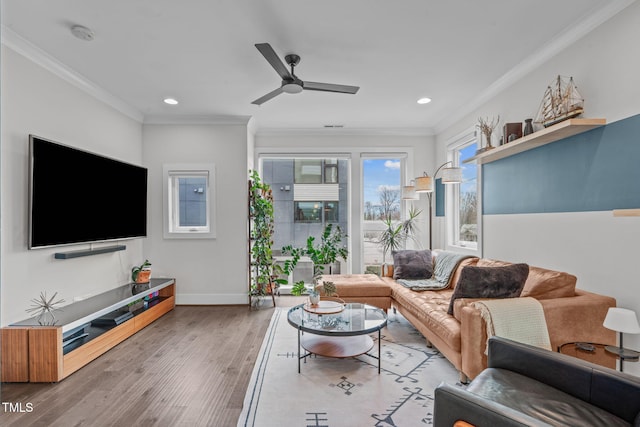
[433,0,635,135]
[143,114,252,125]
[255,126,434,137]
[1,26,144,123]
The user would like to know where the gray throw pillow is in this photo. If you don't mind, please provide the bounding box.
[392,249,433,280]
[447,263,529,315]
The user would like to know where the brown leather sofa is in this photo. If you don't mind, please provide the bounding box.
[320,254,617,382]
[381,256,616,381]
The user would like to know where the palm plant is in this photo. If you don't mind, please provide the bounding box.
[378,206,422,263]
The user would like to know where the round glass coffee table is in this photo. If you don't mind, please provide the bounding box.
[287,302,387,373]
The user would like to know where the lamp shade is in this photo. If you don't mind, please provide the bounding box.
[441,166,463,184]
[603,308,640,334]
[414,175,433,192]
[401,184,418,200]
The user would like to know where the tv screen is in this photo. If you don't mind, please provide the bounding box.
[29,135,148,249]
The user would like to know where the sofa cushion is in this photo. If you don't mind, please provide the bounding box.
[386,279,462,352]
[447,263,529,315]
[448,256,478,289]
[477,259,577,300]
[317,274,391,297]
[392,249,433,280]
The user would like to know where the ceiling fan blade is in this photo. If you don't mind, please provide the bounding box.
[255,43,291,80]
[251,87,284,105]
[303,81,360,94]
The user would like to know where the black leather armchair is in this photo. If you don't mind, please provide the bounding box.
[434,336,640,427]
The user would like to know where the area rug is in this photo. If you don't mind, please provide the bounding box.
[237,307,463,427]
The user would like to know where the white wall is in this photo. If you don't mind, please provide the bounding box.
[255,132,436,273]
[1,46,144,325]
[435,2,640,375]
[142,124,249,304]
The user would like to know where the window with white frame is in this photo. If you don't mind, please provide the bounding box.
[448,133,479,251]
[163,164,216,239]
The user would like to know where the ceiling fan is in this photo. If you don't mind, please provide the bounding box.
[252,43,360,105]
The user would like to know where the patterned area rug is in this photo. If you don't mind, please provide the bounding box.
[238,307,462,427]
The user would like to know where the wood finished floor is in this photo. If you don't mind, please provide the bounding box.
[1,297,305,427]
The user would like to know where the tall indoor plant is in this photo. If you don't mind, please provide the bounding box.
[282,223,348,277]
[282,223,348,297]
[248,170,285,304]
[378,206,422,265]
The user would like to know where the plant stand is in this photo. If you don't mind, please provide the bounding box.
[248,173,277,309]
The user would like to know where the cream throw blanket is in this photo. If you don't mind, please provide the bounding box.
[472,297,551,354]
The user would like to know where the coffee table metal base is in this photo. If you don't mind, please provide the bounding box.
[297,329,382,373]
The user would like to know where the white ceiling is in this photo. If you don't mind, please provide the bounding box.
[1,0,632,134]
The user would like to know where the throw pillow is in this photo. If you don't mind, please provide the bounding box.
[392,249,433,280]
[476,259,576,300]
[447,263,529,315]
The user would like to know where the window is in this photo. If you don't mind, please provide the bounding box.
[294,201,339,223]
[295,201,322,222]
[163,164,216,239]
[294,159,339,184]
[260,156,348,251]
[362,156,404,271]
[448,133,479,251]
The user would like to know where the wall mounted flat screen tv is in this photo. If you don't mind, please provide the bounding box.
[29,135,148,249]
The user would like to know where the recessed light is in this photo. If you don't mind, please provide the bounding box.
[70,25,94,42]
[163,98,179,105]
[417,97,432,104]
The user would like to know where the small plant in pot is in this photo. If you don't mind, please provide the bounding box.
[291,281,320,305]
[131,259,152,284]
[290,279,337,307]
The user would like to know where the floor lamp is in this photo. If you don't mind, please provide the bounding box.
[404,161,462,249]
[603,307,640,372]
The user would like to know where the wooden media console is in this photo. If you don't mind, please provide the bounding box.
[1,278,175,382]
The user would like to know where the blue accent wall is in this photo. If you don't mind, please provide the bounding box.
[483,114,640,215]
[435,178,445,217]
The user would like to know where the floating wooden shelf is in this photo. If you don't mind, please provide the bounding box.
[613,209,640,217]
[465,118,606,164]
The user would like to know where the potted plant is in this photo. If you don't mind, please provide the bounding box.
[290,277,337,306]
[378,206,422,274]
[282,223,348,278]
[131,259,152,284]
[248,170,286,305]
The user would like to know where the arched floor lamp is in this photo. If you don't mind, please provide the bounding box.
[402,161,462,249]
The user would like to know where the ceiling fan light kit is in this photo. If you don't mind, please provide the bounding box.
[252,43,359,105]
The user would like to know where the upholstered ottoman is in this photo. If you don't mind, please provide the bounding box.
[316,274,392,311]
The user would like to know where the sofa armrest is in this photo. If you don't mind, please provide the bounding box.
[487,336,594,400]
[433,382,550,427]
[538,290,616,351]
[458,291,617,380]
[488,337,640,423]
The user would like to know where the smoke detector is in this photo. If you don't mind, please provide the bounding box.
[71,25,95,41]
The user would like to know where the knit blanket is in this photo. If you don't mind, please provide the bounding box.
[397,251,474,291]
[472,297,551,354]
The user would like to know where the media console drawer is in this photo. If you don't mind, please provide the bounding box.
[1,278,176,383]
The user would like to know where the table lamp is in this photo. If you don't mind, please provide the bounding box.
[603,307,640,364]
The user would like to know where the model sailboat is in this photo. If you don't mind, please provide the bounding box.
[535,76,584,127]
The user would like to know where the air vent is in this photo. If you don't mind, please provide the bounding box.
[323,124,344,128]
